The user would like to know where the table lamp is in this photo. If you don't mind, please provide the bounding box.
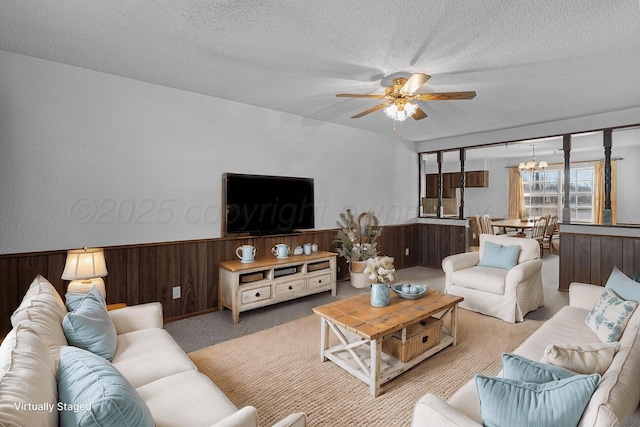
[62,247,108,299]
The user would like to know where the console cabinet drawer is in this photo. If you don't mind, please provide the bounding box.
[308,273,332,290]
[275,279,305,296]
[241,286,272,304]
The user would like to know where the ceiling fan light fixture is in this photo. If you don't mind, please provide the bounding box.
[384,102,417,122]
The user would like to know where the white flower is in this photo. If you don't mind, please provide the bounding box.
[364,257,396,284]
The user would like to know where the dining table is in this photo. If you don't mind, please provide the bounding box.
[491,218,536,235]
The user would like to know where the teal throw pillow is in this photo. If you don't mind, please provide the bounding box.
[478,241,521,270]
[605,266,640,305]
[585,288,637,342]
[502,353,576,383]
[65,289,103,312]
[62,286,117,360]
[476,373,600,427]
[58,346,154,427]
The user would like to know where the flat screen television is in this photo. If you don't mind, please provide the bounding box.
[223,173,315,235]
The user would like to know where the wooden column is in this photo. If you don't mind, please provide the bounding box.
[603,129,613,225]
[562,134,572,224]
[459,148,466,219]
[437,152,443,218]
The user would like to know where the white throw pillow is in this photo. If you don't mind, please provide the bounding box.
[541,343,621,375]
[11,275,67,324]
[0,324,58,427]
[585,288,637,342]
[10,275,68,365]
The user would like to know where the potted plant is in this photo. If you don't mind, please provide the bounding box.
[364,257,397,307]
[334,210,382,288]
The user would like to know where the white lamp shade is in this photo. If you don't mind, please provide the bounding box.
[61,248,108,280]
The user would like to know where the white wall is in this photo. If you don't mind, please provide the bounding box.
[0,51,418,254]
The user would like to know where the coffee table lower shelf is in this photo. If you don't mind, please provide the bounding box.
[324,332,454,386]
[320,315,457,397]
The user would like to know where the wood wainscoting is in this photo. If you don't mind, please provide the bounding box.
[559,231,640,291]
[0,222,466,336]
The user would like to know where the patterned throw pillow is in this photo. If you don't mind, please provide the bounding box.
[585,288,637,342]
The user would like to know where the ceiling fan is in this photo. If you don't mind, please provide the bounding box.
[336,73,476,122]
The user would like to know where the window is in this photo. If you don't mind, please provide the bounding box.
[521,165,594,222]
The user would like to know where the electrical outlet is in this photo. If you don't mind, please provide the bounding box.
[405,248,410,256]
[172,286,181,299]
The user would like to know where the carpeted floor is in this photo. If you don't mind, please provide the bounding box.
[189,309,543,427]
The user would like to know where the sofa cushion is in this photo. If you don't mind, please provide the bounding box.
[451,266,507,295]
[502,353,576,382]
[478,241,520,270]
[62,286,117,360]
[585,288,637,342]
[0,324,58,427]
[475,373,600,427]
[580,323,640,426]
[605,266,640,305]
[111,328,197,388]
[58,346,154,427]
[136,370,238,427]
[541,342,620,376]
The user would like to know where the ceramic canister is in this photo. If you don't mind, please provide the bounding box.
[370,283,390,307]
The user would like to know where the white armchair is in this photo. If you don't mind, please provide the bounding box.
[441,234,544,323]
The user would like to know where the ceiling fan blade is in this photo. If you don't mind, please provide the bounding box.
[351,103,389,118]
[415,91,477,101]
[400,73,431,94]
[412,107,428,121]
[336,93,387,99]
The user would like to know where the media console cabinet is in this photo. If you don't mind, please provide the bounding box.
[219,251,337,323]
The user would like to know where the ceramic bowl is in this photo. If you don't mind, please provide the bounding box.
[391,284,428,299]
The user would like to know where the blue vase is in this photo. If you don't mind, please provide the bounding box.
[371,283,390,307]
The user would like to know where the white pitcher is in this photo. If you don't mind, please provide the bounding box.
[236,245,256,263]
[271,244,289,259]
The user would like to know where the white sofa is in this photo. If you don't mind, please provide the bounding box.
[0,275,306,427]
[412,282,640,426]
[442,234,544,323]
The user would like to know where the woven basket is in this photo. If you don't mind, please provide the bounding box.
[349,260,369,288]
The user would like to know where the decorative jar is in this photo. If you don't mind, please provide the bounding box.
[370,283,390,307]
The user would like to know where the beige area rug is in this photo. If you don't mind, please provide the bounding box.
[189,310,543,427]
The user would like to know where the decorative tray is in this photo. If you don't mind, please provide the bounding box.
[391,284,428,299]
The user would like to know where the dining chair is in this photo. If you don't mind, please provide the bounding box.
[478,214,495,235]
[541,215,559,255]
[529,215,549,254]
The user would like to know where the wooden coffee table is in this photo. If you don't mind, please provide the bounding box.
[312,290,463,397]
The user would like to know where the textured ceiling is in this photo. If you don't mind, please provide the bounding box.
[1,1,640,142]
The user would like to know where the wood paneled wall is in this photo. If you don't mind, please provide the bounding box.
[418,223,467,268]
[559,233,640,291]
[0,222,466,336]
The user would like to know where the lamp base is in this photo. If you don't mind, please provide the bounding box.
[67,278,106,300]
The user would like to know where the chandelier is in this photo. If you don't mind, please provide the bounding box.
[518,144,548,171]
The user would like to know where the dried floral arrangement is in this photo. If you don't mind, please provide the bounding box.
[334,209,382,262]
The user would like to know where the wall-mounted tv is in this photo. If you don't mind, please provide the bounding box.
[223,173,315,235]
